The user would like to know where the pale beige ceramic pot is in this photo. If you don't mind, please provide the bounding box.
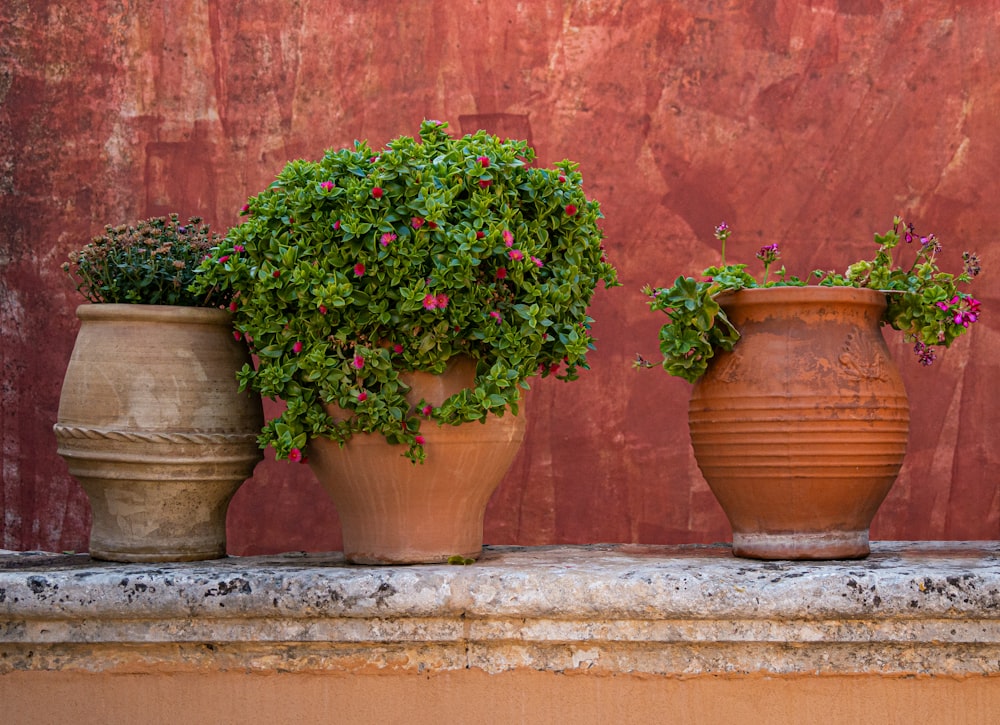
[688,287,910,560]
[307,356,526,565]
[54,304,264,562]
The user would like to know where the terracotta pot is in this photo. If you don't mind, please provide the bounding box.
[54,304,264,562]
[688,287,910,560]
[307,356,526,564]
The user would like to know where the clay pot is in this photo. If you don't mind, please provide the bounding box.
[688,287,910,560]
[307,356,526,564]
[54,304,264,562]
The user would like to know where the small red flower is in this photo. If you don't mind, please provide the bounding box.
[217,255,230,264]
[371,186,384,199]
[421,404,432,417]
[352,354,365,369]
[292,341,303,354]
[489,311,502,324]
[240,203,250,215]
[288,448,303,463]
[478,179,492,189]
[392,343,404,354]
[229,301,238,312]
[318,305,327,315]
[414,435,426,445]
[353,263,366,277]
[233,331,242,341]
[357,391,368,402]
[476,230,485,239]
[477,156,490,167]
[272,270,281,278]
[411,217,425,229]
[496,267,508,280]
[333,220,341,230]
[564,204,578,216]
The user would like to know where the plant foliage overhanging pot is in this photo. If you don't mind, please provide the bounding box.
[194,120,619,563]
[644,219,982,560]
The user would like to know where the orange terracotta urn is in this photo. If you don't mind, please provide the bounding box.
[54,304,264,562]
[688,287,910,560]
[307,356,526,565]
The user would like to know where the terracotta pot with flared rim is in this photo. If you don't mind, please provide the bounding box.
[54,304,264,562]
[307,356,526,565]
[688,287,910,560]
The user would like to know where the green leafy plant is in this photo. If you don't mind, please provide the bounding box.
[194,120,619,462]
[641,218,981,383]
[62,214,229,307]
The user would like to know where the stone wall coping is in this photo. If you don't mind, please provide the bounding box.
[2,541,999,676]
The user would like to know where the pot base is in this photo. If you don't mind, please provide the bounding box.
[732,531,870,560]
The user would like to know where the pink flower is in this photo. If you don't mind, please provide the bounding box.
[318,305,327,315]
[477,156,490,167]
[288,448,303,463]
[380,232,396,247]
[565,204,578,216]
[422,293,438,310]
[508,249,524,261]
[371,186,384,199]
[436,293,449,309]
[229,301,238,312]
[392,343,404,354]
[333,220,341,230]
[489,311,502,324]
[478,179,492,189]
[319,180,335,191]
[352,354,365,369]
[411,217,425,229]
[357,391,368,402]
[558,174,566,183]
[292,341,303,354]
[496,267,508,280]
[502,229,514,247]
[233,331,242,341]
[218,255,230,264]
[531,255,544,268]
[421,404,432,417]
[353,263,366,277]
[240,203,250,215]
[414,435,426,445]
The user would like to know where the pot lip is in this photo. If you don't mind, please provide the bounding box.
[75,302,232,324]
[716,285,887,308]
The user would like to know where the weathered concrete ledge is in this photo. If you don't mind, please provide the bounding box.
[1,541,998,677]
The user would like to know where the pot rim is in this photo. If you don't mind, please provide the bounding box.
[716,285,887,310]
[75,303,232,325]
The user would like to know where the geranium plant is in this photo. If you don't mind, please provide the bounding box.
[642,217,981,382]
[62,214,229,307]
[194,120,619,462]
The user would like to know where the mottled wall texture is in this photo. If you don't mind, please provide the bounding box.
[2,1,998,554]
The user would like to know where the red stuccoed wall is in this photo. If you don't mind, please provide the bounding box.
[2,1,998,554]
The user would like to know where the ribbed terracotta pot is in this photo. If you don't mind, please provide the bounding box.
[307,356,526,565]
[54,304,264,562]
[688,287,910,560]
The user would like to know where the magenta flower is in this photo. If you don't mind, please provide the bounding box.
[318,305,327,315]
[240,203,250,215]
[353,263,366,277]
[229,300,238,312]
[422,293,438,310]
[421,404,432,417]
[380,232,396,247]
[477,156,490,167]
[218,255,230,264]
[233,244,245,252]
[357,391,368,402]
[392,343,404,354]
[436,293,449,309]
[292,341,303,354]
[333,220,341,230]
[411,217,425,229]
[233,331,242,341]
[319,180,335,191]
[414,435,426,445]
[558,174,566,183]
[502,229,514,247]
[489,311,502,324]
[288,448,303,463]
[352,354,365,370]
[565,204,578,216]
[478,179,492,189]
[531,255,544,268]
[508,249,524,261]
[371,186,384,199]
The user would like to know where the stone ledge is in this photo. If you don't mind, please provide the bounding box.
[1,542,998,677]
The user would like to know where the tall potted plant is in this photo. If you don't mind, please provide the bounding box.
[56,215,264,562]
[195,120,619,564]
[641,218,981,560]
